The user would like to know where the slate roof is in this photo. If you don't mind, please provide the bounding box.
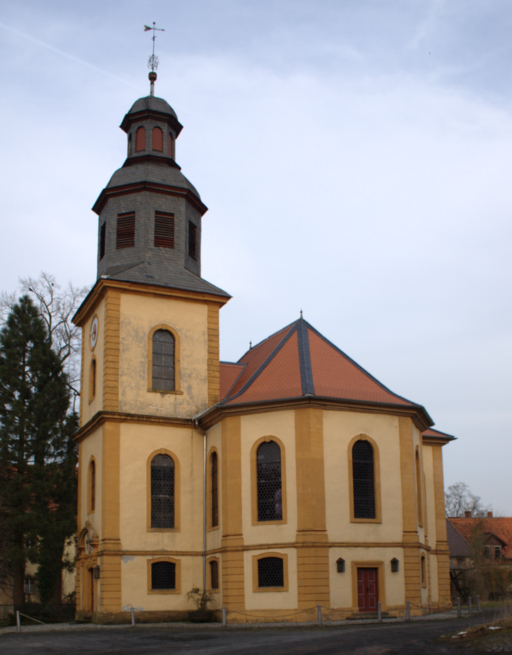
[106,161,201,199]
[218,318,432,417]
[448,517,512,559]
[104,255,231,298]
[127,95,178,119]
[446,519,472,558]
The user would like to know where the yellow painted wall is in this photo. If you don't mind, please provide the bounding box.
[423,446,437,550]
[329,547,404,609]
[240,411,297,545]
[323,411,403,542]
[119,293,209,418]
[119,422,204,553]
[244,548,298,610]
[81,427,103,538]
[121,555,206,611]
[81,298,106,426]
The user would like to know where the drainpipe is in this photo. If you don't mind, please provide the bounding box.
[195,419,207,595]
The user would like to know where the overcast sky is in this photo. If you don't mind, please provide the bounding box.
[1,1,511,513]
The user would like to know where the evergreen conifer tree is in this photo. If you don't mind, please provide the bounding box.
[0,295,77,605]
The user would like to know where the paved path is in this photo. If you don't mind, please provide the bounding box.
[0,609,508,654]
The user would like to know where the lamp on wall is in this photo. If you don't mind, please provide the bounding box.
[391,558,399,573]
[336,558,345,573]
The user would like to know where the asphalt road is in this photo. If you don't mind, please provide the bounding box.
[0,611,504,655]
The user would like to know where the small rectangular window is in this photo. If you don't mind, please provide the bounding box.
[188,221,198,259]
[151,561,176,590]
[484,546,491,558]
[116,213,135,249]
[154,212,175,249]
[24,577,36,595]
[495,546,502,558]
[210,560,219,590]
[99,222,106,260]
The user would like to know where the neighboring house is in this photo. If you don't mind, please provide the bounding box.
[447,514,512,599]
[73,76,456,623]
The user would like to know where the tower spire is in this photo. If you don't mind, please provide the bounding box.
[144,22,165,96]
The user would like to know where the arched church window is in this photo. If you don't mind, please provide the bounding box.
[257,556,284,588]
[135,126,146,152]
[152,126,163,151]
[257,441,282,522]
[152,329,175,391]
[352,440,375,519]
[211,451,219,527]
[151,454,175,528]
[415,447,423,526]
[89,459,96,513]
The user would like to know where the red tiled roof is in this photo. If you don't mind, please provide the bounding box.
[422,428,456,441]
[446,519,471,558]
[219,318,429,416]
[448,517,512,559]
[219,362,245,401]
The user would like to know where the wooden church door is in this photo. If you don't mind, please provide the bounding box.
[357,568,378,612]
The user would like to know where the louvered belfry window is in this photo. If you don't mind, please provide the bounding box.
[99,222,106,260]
[257,441,282,522]
[152,329,175,391]
[188,221,198,259]
[116,213,135,249]
[352,440,376,519]
[135,126,145,152]
[258,557,284,588]
[152,126,163,151]
[211,451,219,527]
[151,561,176,589]
[154,212,175,249]
[151,454,175,528]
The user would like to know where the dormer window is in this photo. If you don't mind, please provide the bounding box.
[135,126,145,152]
[188,222,198,260]
[152,127,163,151]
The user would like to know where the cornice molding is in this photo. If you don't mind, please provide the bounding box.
[73,277,228,327]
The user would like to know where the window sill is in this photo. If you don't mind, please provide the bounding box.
[254,586,288,593]
[148,589,180,595]
[147,388,184,396]
[147,528,180,533]
[207,525,220,533]
[253,520,287,526]
[350,518,382,524]
[207,588,221,594]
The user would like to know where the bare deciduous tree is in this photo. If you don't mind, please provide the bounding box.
[445,482,491,518]
[0,273,89,409]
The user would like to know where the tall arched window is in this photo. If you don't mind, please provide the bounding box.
[135,126,146,152]
[151,454,175,528]
[152,329,175,391]
[352,440,375,519]
[211,451,219,527]
[90,358,96,400]
[152,126,163,151]
[257,441,282,522]
[89,460,96,512]
[415,448,423,526]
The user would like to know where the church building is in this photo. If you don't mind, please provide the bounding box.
[73,74,454,622]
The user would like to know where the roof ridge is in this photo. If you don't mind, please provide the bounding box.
[224,324,299,403]
[307,323,424,410]
[236,320,298,363]
[297,320,315,395]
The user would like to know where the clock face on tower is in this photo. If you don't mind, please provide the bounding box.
[90,317,99,350]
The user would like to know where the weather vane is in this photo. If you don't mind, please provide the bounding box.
[144,22,165,95]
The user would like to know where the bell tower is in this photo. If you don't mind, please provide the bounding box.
[73,73,230,618]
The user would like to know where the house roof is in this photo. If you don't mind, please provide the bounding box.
[448,517,512,559]
[446,519,472,558]
[422,427,456,443]
[217,318,433,424]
